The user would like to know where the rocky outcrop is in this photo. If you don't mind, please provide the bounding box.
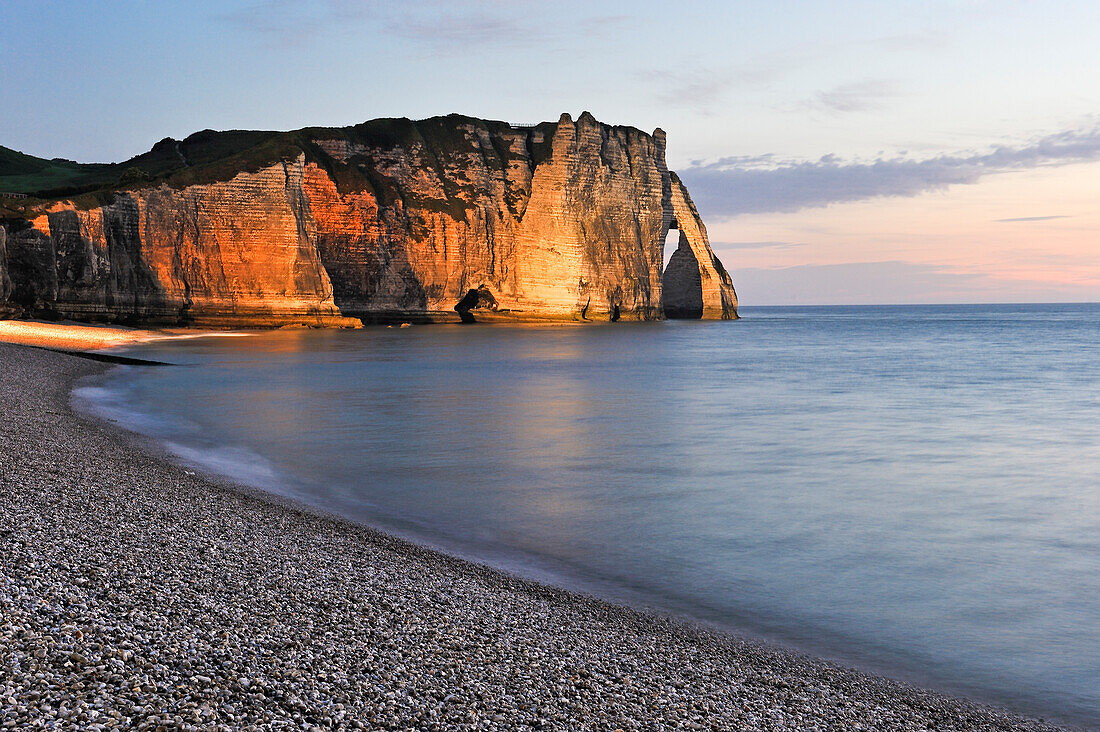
[0,225,16,318]
[662,173,738,320]
[454,286,499,323]
[0,113,737,325]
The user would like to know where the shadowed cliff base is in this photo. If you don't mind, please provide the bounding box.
[1,113,736,327]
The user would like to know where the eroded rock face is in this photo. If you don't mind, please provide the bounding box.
[0,113,737,325]
[662,173,738,320]
[5,175,351,326]
[0,226,16,318]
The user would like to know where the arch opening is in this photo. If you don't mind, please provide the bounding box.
[662,226,704,320]
[661,224,679,271]
[660,212,704,319]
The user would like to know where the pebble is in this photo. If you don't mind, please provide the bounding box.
[0,343,1072,731]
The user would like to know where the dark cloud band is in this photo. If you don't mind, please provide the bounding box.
[994,215,1071,223]
[681,126,1100,218]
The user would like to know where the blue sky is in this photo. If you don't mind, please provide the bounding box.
[3,0,1099,304]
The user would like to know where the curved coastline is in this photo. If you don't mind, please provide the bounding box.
[0,341,1077,730]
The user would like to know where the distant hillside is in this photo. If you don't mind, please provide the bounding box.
[0,145,113,196]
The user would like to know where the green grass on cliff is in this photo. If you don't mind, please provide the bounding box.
[0,115,563,215]
[0,146,116,195]
[0,131,305,201]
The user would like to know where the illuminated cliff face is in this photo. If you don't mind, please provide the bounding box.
[0,113,737,325]
[6,169,349,326]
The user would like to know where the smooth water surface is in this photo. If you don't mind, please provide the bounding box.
[83,305,1100,726]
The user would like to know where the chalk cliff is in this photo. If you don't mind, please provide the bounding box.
[0,226,15,318]
[0,113,736,325]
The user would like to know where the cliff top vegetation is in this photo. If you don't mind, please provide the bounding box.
[0,115,582,210]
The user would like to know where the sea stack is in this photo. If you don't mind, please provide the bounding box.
[0,113,737,325]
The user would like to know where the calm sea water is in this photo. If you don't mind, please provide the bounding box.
[80,304,1100,726]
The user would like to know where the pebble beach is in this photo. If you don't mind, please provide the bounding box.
[0,341,1074,731]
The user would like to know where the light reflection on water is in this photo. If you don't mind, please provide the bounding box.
[86,304,1100,727]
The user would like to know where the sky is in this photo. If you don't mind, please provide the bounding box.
[2,0,1098,305]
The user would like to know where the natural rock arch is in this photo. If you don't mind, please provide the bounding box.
[658,172,738,320]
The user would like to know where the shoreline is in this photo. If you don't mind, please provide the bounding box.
[0,341,1077,730]
[0,319,167,351]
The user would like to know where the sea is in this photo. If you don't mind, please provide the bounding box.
[75,304,1100,727]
